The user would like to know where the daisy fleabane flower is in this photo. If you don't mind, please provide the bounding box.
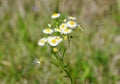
[51,13,60,18]
[68,16,76,20]
[67,21,77,29]
[61,28,72,34]
[47,36,63,46]
[48,37,59,46]
[38,38,46,46]
[55,36,63,43]
[43,28,53,34]
[60,23,67,30]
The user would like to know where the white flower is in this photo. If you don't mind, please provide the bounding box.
[55,36,63,43]
[60,23,67,30]
[61,28,72,34]
[47,36,63,46]
[68,16,76,20]
[51,13,60,18]
[43,28,53,34]
[48,37,59,46]
[38,38,46,46]
[54,28,61,33]
[35,59,41,65]
[34,57,44,66]
[67,21,77,29]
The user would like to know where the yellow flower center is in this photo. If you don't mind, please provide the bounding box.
[53,13,58,16]
[53,47,58,52]
[51,39,57,44]
[40,40,45,43]
[46,29,51,32]
[62,24,65,28]
[64,29,69,32]
[70,21,74,25]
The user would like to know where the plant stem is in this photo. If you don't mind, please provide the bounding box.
[60,62,73,84]
[61,47,66,62]
[53,54,73,84]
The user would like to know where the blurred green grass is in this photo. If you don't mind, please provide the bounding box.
[0,0,120,84]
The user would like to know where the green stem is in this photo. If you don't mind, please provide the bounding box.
[55,0,59,12]
[61,47,66,62]
[68,35,71,47]
[53,54,73,84]
[60,63,73,84]
[50,61,59,67]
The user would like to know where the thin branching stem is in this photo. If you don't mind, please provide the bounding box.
[60,61,73,84]
[61,47,66,62]
[52,53,73,84]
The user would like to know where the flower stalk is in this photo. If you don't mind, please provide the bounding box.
[52,52,73,84]
[38,13,82,84]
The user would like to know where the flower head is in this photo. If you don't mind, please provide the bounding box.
[43,28,53,34]
[60,23,67,30]
[55,36,63,43]
[68,16,76,20]
[34,57,44,66]
[48,37,59,46]
[51,13,60,18]
[47,36,63,46]
[61,28,72,34]
[38,38,46,46]
[67,21,77,29]
[53,47,58,52]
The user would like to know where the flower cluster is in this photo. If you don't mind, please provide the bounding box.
[38,13,83,83]
[38,13,82,52]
